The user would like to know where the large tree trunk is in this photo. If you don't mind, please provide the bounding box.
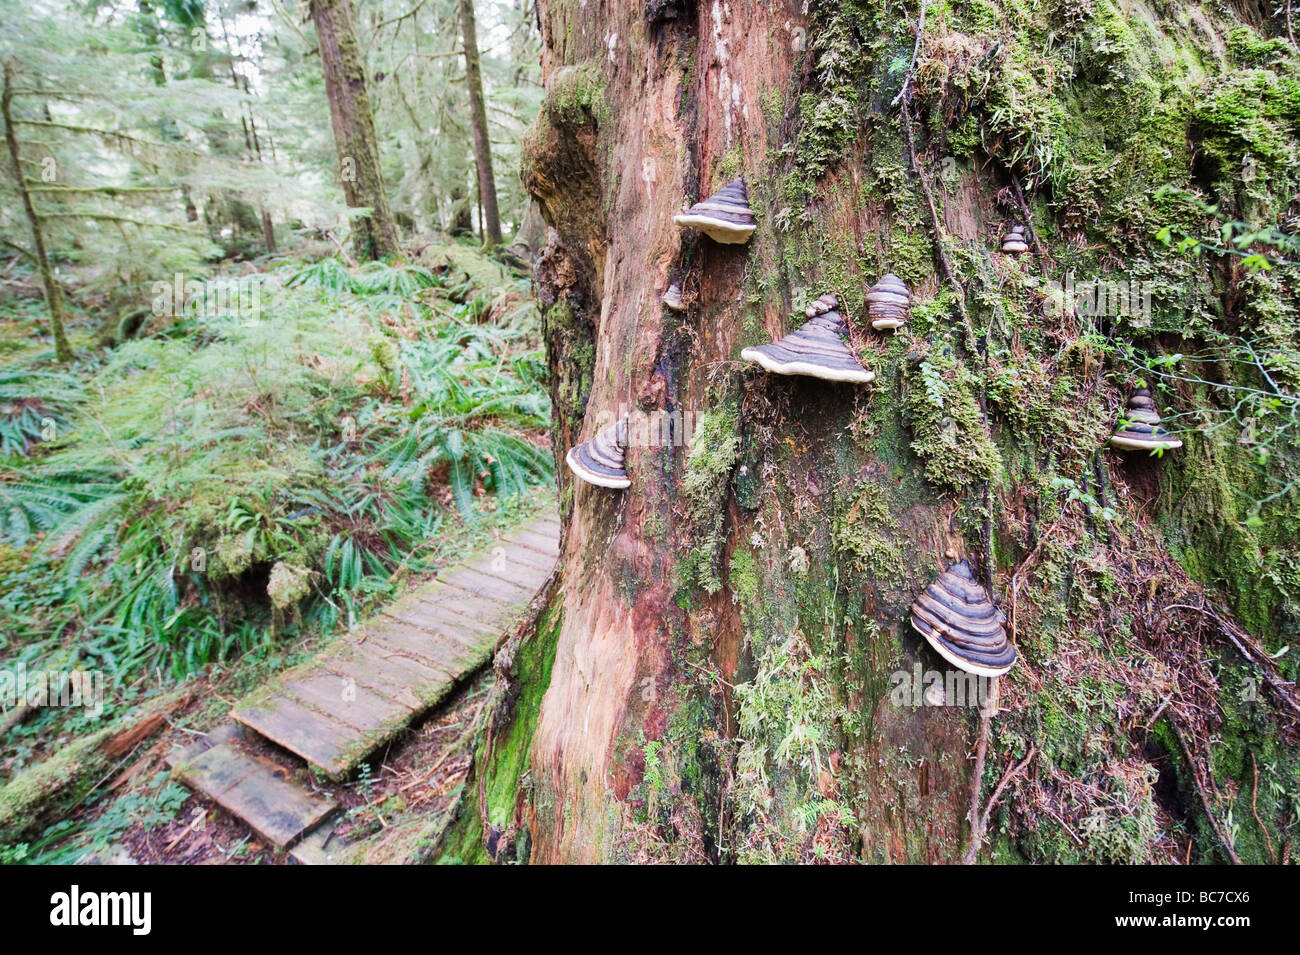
[309,0,400,260]
[438,1,1300,865]
[2,64,71,363]
[459,0,502,246]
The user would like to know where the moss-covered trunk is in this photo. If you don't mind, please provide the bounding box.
[440,0,1300,865]
[309,0,400,261]
[2,63,72,363]
[459,0,503,247]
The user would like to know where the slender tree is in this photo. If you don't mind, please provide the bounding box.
[458,0,501,246]
[309,0,399,260]
[1,61,71,362]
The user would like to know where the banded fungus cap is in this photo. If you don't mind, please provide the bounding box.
[661,281,686,312]
[740,292,876,384]
[910,559,1017,677]
[566,417,631,489]
[1000,224,1030,254]
[1110,385,1183,453]
[866,272,912,330]
[673,178,756,245]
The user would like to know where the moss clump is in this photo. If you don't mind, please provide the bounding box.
[214,533,254,578]
[541,300,594,421]
[0,729,112,844]
[682,399,742,594]
[886,225,935,285]
[832,480,901,578]
[732,630,855,863]
[538,63,608,129]
[268,561,311,612]
[904,346,1000,492]
[727,547,760,613]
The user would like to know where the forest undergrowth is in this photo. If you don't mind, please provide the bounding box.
[0,239,554,789]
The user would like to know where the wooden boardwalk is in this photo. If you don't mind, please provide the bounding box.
[171,509,560,850]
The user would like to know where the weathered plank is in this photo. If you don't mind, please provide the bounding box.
[232,696,360,777]
[282,671,415,732]
[512,528,561,556]
[442,565,539,604]
[172,740,336,849]
[479,545,556,576]
[227,508,559,778]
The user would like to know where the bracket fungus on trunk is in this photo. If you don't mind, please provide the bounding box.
[741,293,876,384]
[673,178,756,244]
[1110,386,1183,452]
[999,224,1030,254]
[661,281,686,312]
[566,417,631,489]
[910,559,1017,678]
[866,272,911,331]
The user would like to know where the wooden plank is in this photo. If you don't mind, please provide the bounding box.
[405,587,510,635]
[166,721,245,770]
[480,545,556,576]
[396,599,489,644]
[526,517,562,537]
[289,823,341,865]
[332,644,462,709]
[464,553,552,589]
[282,671,415,733]
[323,642,445,692]
[381,599,492,644]
[511,528,561,556]
[442,566,537,605]
[366,616,481,672]
[173,741,336,849]
[232,695,359,777]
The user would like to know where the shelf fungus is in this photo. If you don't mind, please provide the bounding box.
[910,559,1017,677]
[740,293,876,384]
[999,224,1030,254]
[866,272,911,330]
[1110,386,1183,452]
[673,178,756,244]
[566,417,631,489]
[661,281,686,312]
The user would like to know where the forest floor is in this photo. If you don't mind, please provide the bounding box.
[0,236,555,864]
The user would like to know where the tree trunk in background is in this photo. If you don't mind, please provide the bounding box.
[437,0,1300,865]
[459,0,502,246]
[310,0,399,261]
[2,65,71,363]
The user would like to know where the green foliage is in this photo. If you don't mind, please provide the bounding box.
[0,363,84,457]
[904,346,1001,491]
[681,398,742,593]
[8,770,189,865]
[0,247,551,681]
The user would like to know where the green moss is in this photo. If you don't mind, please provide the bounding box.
[832,480,901,578]
[681,398,742,594]
[542,300,594,421]
[435,598,563,864]
[728,548,760,614]
[904,345,1000,492]
[732,630,856,863]
[539,63,608,129]
[0,729,112,845]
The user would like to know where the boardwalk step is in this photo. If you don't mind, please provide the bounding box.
[226,508,560,779]
[170,737,337,849]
